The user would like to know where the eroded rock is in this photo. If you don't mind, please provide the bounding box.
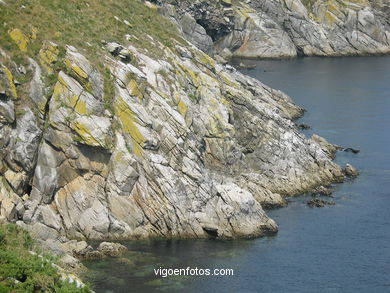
[1,16,353,242]
[307,198,335,207]
[344,163,359,178]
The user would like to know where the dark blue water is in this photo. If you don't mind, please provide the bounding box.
[84,56,390,293]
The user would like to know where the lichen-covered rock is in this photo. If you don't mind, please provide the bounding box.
[97,242,127,257]
[0,65,18,100]
[39,41,60,73]
[165,0,390,58]
[0,6,353,241]
[215,3,298,58]
[0,98,15,123]
[71,115,113,149]
[14,40,348,240]
[28,58,47,115]
[64,45,104,100]
[7,108,42,173]
[8,28,29,52]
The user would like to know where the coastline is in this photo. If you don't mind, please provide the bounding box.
[1,0,383,290]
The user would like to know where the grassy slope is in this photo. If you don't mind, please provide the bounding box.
[0,222,90,292]
[0,0,184,63]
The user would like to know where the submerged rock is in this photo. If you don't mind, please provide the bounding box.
[307,198,335,208]
[312,185,333,197]
[297,123,311,130]
[344,163,359,178]
[343,147,360,154]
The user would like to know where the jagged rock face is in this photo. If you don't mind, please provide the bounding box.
[0,11,345,241]
[161,0,236,55]
[251,0,390,57]
[214,5,297,58]
[179,0,235,41]
[165,0,390,58]
[162,6,215,55]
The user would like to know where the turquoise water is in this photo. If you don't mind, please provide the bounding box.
[84,56,390,293]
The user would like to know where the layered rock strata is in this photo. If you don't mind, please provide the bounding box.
[1,39,346,242]
[161,0,390,59]
[0,1,352,246]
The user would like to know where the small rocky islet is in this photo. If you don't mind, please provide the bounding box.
[1,0,386,290]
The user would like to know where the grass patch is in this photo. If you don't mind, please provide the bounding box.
[101,65,115,113]
[0,0,185,65]
[0,222,91,292]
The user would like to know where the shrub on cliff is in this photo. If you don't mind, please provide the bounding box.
[0,223,90,293]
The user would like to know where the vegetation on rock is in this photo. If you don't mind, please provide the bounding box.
[0,222,91,292]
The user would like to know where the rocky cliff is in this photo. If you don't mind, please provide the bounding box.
[0,0,352,255]
[162,0,390,59]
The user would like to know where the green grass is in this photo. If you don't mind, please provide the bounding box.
[101,65,115,113]
[0,0,185,64]
[0,0,187,124]
[0,222,91,293]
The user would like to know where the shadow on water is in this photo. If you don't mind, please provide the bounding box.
[84,56,390,293]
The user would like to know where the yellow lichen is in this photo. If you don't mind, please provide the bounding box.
[39,41,59,73]
[156,90,169,100]
[220,0,232,5]
[198,72,219,90]
[30,27,38,40]
[220,72,240,89]
[236,6,254,21]
[72,121,101,146]
[221,97,230,106]
[177,64,200,87]
[1,66,18,100]
[177,100,188,117]
[327,0,340,13]
[55,74,89,115]
[75,101,88,115]
[70,95,88,115]
[325,11,338,24]
[65,59,88,79]
[52,82,64,101]
[206,97,233,137]
[115,97,145,156]
[127,79,143,99]
[64,59,93,93]
[197,51,216,69]
[9,28,29,52]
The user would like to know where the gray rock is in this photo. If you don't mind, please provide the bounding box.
[1,18,353,243]
[28,58,46,116]
[65,46,104,101]
[312,134,340,157]
[106,42,123,55]
[165,0,390,58]
[344,163,359,178]
[215,7,297,58]
[97,242,127,257]
[59,254,81,269]
[177,12,214,55]
[29,141,62,204]
[8,108,42,173]
[0,99,15,123]
[307,198,335,207]
[118,48,131,61]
